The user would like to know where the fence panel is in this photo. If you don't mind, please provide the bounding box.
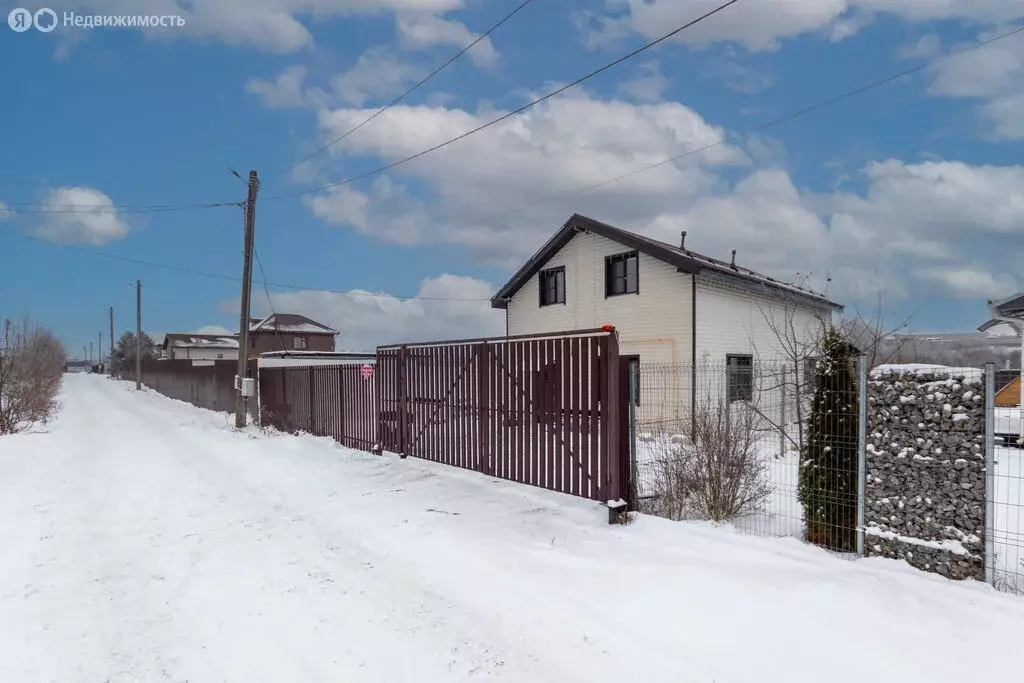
[376,330,622,502]
[259,364,377,451]
[123,359,256,417]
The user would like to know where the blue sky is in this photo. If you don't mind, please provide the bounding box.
[1,0,1022,355]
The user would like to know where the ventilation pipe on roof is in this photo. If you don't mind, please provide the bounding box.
[680,231,687,251]
[730,249,738,270]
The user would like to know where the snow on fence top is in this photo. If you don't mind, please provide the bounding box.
[871,364,983,381]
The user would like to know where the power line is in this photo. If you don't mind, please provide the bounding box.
[470,24,1024,223]
[262,0,742,202]
[1,199,241,215]
[0,226,493,302]
[278,0,537,178]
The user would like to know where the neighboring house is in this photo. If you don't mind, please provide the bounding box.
[163,334,239,361]
[490,214,842,421]
[248,313,338,358]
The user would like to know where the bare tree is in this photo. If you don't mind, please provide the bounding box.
[756,300,830,455]
[837,294,914,368]
[0,319,66,434]
[640,393,771,522]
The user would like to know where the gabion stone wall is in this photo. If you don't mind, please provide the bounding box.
[865,366,986,581]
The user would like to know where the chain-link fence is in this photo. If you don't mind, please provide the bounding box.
[629,354,863,553]
[628,358,1024,593]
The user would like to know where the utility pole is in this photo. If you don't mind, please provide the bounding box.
[98,331,102,371]
[89,341,93,367]
[235,170,260,428]
[109,307,115,378]
[136,280,142,390]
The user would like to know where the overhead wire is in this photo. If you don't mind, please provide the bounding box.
[261,0,742,202]
[277,0,538,178]
[465,24,1024,223]
[0,225,493,302]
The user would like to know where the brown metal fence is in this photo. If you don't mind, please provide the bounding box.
[259,364,377,452]
[123,359,257,416]
[376,329,625,503]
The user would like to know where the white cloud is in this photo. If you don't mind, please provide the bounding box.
[580,0,1024,52]
[396,13,499,67]
[618,60,669,103]
[239,275,504,350]
[330,47,429,106]
[196,325,233,335]
[0,202,11,221]
[701,47,773,94]
[246,66,320,109]
[913,267,1019,300]
[45,0,464,52]
[31,187,129,246]
[310,91,747,261]
[899,33,941,59]
[926,32,1024,139]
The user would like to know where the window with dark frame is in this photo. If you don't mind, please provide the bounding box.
[803,356,819,395]
[605,251,639,297]
[294,336,308,350]
[539,267,566,306]
[726,354,753,402]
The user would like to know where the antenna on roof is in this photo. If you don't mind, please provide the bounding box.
[730,249,737,270]
[680,231,687,251]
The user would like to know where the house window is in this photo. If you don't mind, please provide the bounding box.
[605,251,638,297]
[726,354,753,402]
[803,357,818,395]
[539,267,566,306]
[217,353,224,359]
[294,336,308,350]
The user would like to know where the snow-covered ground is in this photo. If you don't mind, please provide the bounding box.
[3,375,1024,682]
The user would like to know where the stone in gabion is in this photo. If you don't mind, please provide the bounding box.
[865,366,986,581]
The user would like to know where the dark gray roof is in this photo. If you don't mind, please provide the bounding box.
[163,333,239,349]
[989,293,1024,318]
[490,214,841,310]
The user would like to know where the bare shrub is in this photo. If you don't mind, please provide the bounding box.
[639,398,772,522]
[0,319,66,434]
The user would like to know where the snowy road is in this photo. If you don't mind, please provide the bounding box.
[2,375,1023,682]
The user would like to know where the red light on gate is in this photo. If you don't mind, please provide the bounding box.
[601,324,616,332]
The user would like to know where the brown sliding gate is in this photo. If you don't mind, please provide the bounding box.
[376,329,625,502]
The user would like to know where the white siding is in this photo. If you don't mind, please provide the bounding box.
[506,231,694,366]
[169,347,238,361]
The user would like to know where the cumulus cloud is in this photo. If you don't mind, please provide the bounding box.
[31,187,129,246]
[617,60,669,103]
[580,0,1023,52]
[926,31,1024,139]
[44,0,463,52]
[396,13,499,67]
[230,275,503,350]
[0,202,11,221]
[248,49,427,111]
[309,91,746,262]
[195,325,233,335]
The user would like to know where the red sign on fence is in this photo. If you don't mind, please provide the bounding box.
[360,364,374,379]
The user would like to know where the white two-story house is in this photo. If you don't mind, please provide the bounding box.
[490,214,842,425]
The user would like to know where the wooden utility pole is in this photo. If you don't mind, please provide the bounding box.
[234,170,260,428]
[98,331,102,370]
[135,280,142,390]
[109,307,115,377]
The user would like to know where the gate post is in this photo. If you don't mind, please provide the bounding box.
[605,330,624,508]
[985,362,996,587]
[477,343,491,475]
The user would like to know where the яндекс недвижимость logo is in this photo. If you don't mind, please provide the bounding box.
[8,7,58,32]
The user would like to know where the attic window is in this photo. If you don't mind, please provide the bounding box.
[294,336,308,350]
[605,251,638,297]
[539,267,565,306]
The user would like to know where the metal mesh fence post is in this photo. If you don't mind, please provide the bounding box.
[985,362,996,587]
[857,354,868,556]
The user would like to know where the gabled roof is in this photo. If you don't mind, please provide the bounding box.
[249,313,338,335]
[163,333,239,349]
[989,292,1024,318]
[490,214,841,310]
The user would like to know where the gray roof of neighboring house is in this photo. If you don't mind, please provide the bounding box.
[163,333,239,349]
[490,214,841,311]
[249,313,338,335]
